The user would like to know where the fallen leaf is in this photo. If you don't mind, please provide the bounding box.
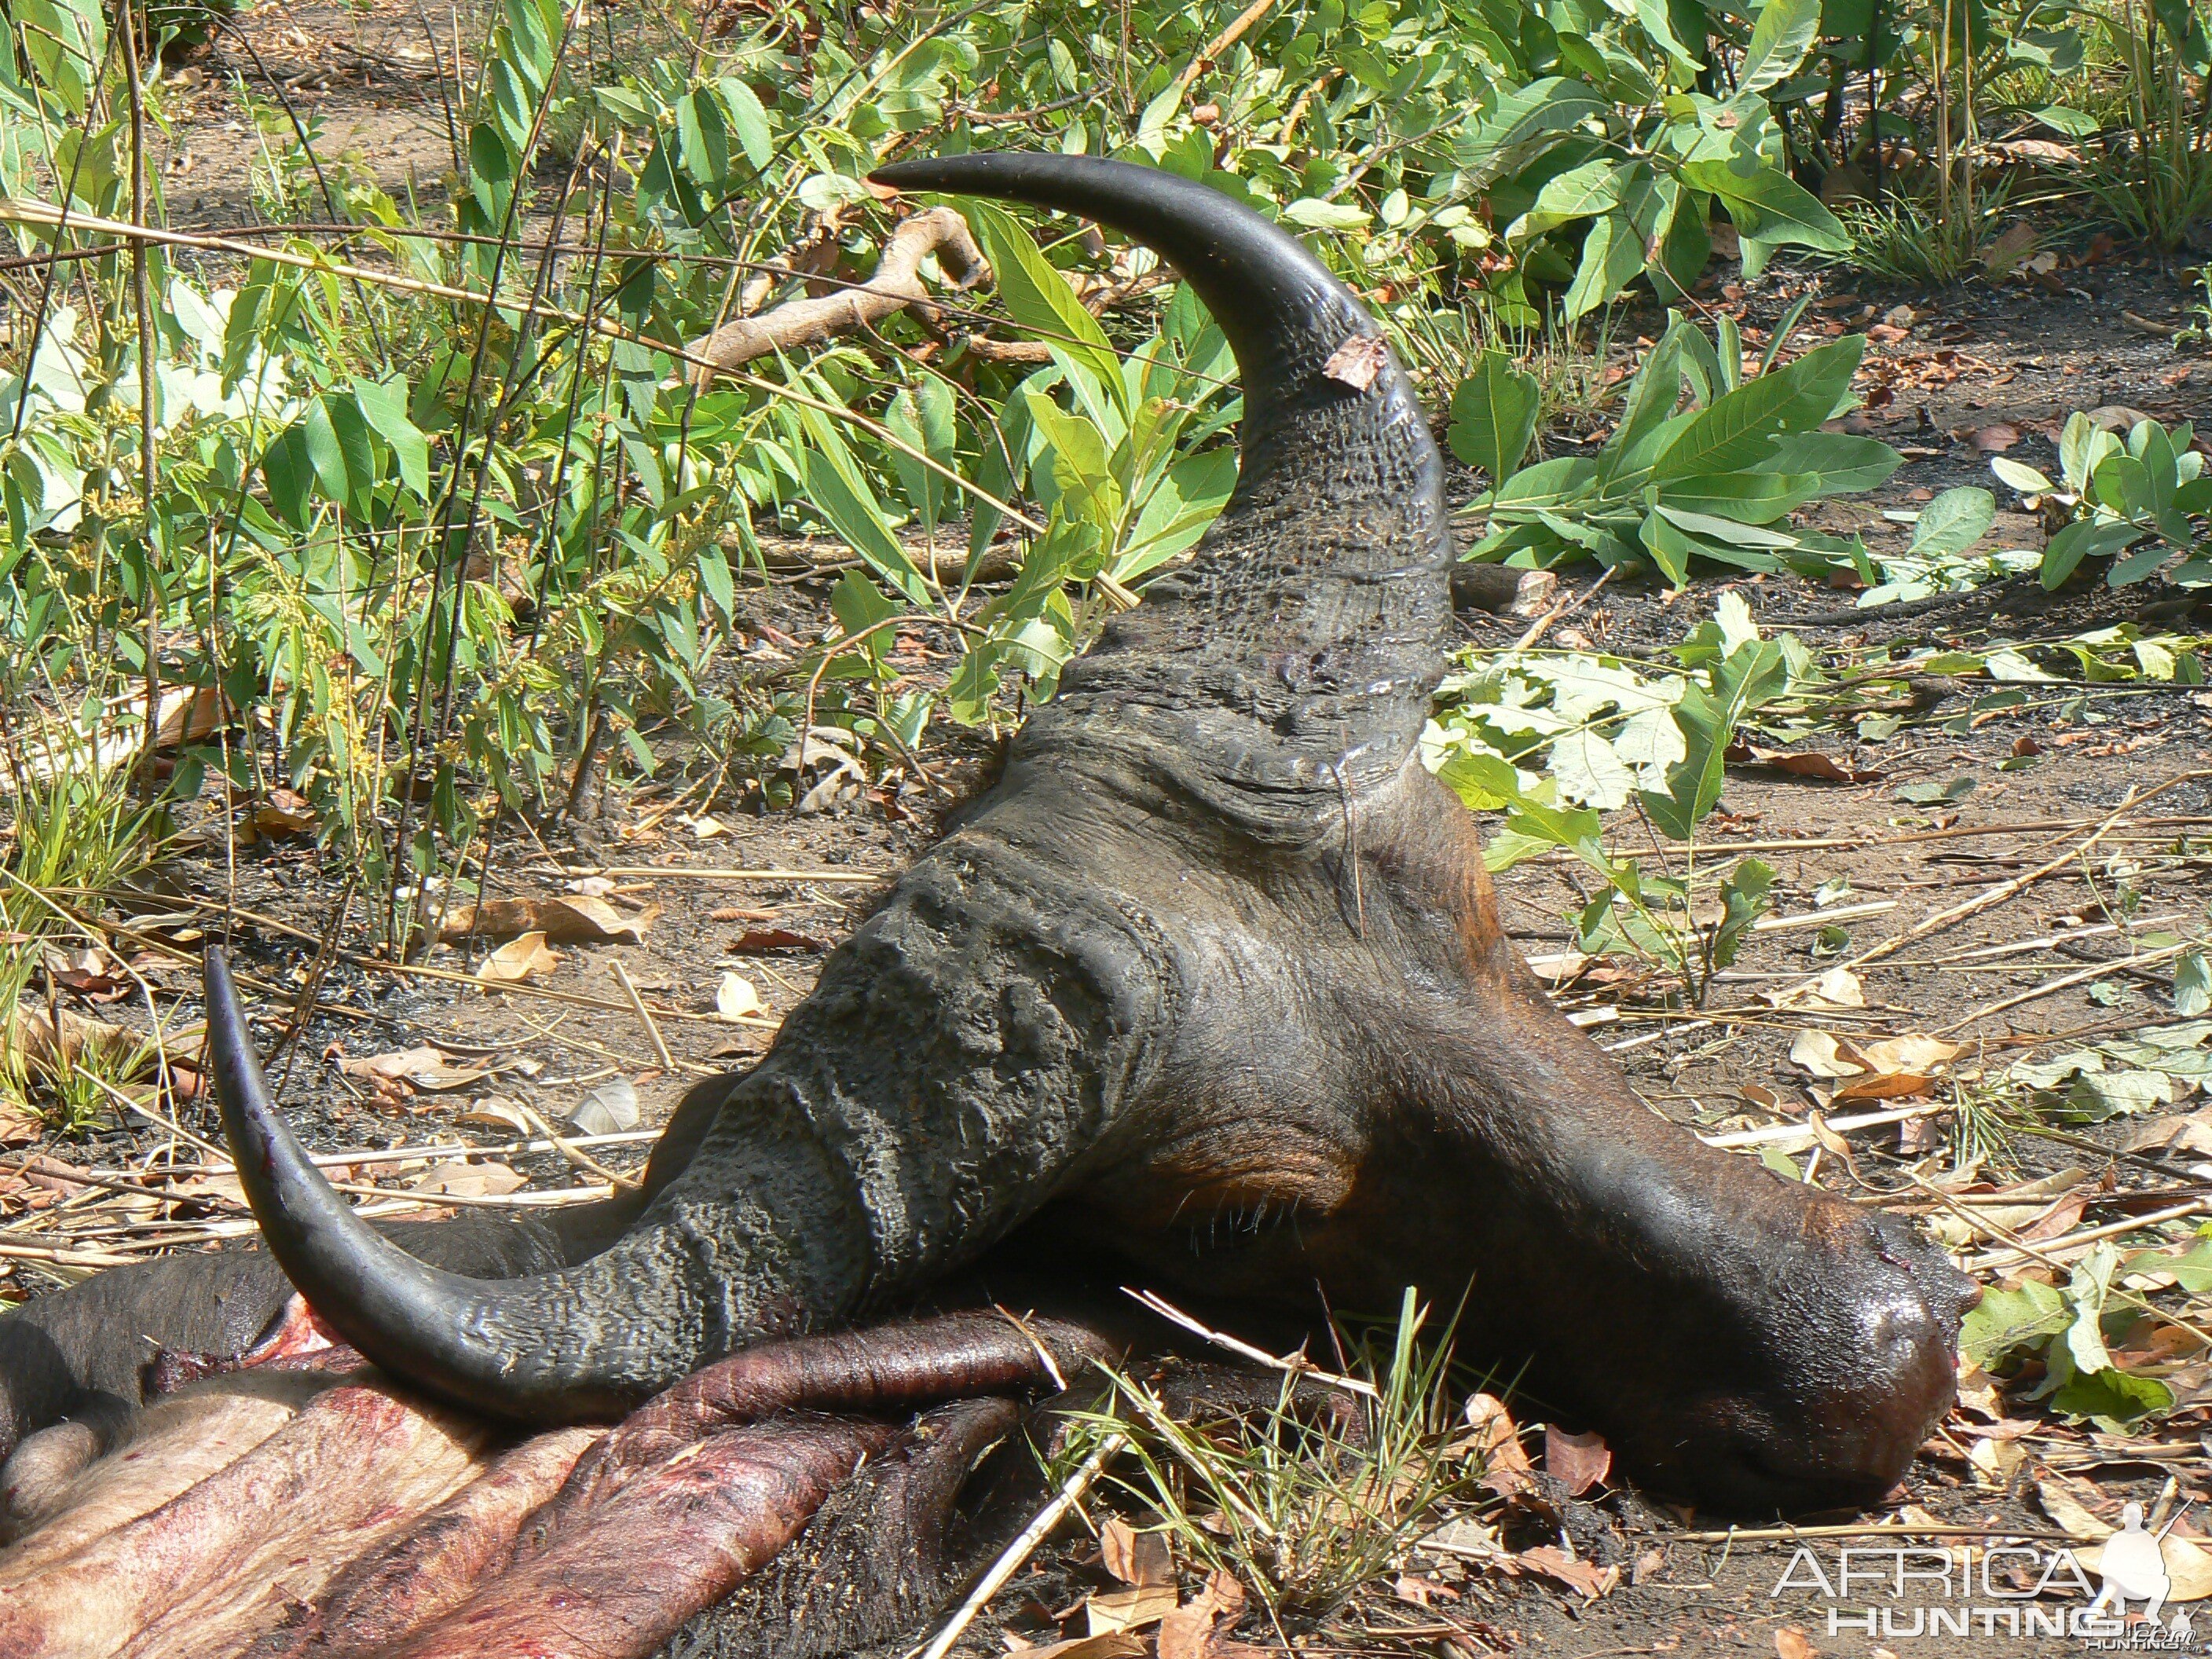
[565,876,618,898]
[1855,1035,1964,1073]
[441,895,654,946]
[1969,423,2020,452]
[1829,1071,1935,1101]
[729,928,830,954]
[1978,221,2038,276]
[253,788,318,836]
[690,815,731,840]
[1724,740,1884,783]
[1390,1573,1459,1608]
[1544,1426,1612,1496]
[709,906,781,924]
[1321,334,1390,391]
[458,1097,534,1133]
[477,931,560,983]
[335,1046,490,1093]
[2086,405,2152,433]
[1101,1518,1175,1588]
[1086,1584,1180,1635]
[1515,1545,1617,1599]
[1020,1637,1145,1659]
[716,973,763,1021]
[408,1159,528,1198]
[1789,1029,1865,1079]
[568,1075,641,1136]
[0,1097,42,1147]
[1774,1627,1816,1659]
[1806,967,1865,1010]
[1159,1569,1245,1659]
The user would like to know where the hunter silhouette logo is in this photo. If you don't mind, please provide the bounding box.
[2091,1503,2184,1634]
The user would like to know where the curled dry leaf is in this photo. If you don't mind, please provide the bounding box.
[1514,1544,1617,1599]
[569,1075,641,1137]
[1774,1627,1815,1659]
[441,895,655,946]
[1970,423,2021,452]
[1101,1517,1175,1588]
[335,1046,490,1093]
[729,927,831,954]
[1806,966,1865,1010]
[1723,739,1883,784]
[716,973,764,1022]
[1085,1584,1180,1635]
[1019,1636,1146,1659]
[1321,334,1390,390]
[407,1159,529,1198]
[477,931,561,983]
[1543,1425,1612,1496]
[252,788,318,837]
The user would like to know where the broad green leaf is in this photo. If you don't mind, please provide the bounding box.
[1448,350,1542,487]
[1655,471,1820,523]
[1765,432,1901,493]
[1683,160,1851,252]
[1908,487,1994,558]
[2177,950,2211,1018]
[1564,210,1644,320]
[1738,0,1822,95]
[1650,338,1864,482]
[1511,159,1623,240]
[1990,455,2056,495]
[884,377,956,534]
[1640,638,1786,839]
[302,396,352,504]
[967,202,1126,419]
[1960,1280,2067,1369]
[353,377,430,498]
[715,78,774,169]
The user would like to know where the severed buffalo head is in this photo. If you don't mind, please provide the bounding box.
[12,155,1972,1530]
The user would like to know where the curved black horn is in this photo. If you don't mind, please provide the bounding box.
[205,156,1447,1421]
[870,153,1453,822]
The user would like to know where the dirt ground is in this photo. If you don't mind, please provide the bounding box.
[9,4,2212,1655]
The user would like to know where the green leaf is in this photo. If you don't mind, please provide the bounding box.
[1737,0,1822,94]
[1710,857,1777,969]
[1990,456,2056,496]
[1909,487,1995,557]
[1682,160,1851,252]
[2034,103,2100,137]
[352,377,430,498]
[793,407,932,605]
[714,78,774,169]
[302,395,353,504]
[1512,159,1624,240]
[1448,350,1542,487]
[2177,950,2211,1018]
[2051,1364,2176,1431]
[883,377,955,535]
[1564,211,1645,320]
[1961,1280,2067,1369]
[1655,470,1820,523]
[966,202,1126,420]
[1650,338,1865,481]
[1764,432,1901,493]
[1640,638,1786,838]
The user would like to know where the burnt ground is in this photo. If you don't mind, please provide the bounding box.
[5,4,2212,1654]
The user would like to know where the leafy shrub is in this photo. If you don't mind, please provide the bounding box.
[1452,314,1899,584]
[1992,413,2212,588]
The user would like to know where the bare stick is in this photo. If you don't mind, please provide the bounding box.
[1174,0,1279,91]
[1933,942,2189,1037]
[1123,1287,1381,1397]
[689,207,987,379]
[609,959,677,1071]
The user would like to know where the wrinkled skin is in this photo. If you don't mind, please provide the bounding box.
[0,148,1974,1659]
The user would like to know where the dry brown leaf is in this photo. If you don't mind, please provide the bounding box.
[1804,967,1864,1009]
[1321,334,1390,391]
[441,895,654,946]
[457,1098,534,1133]
[2124,1108,2212,1157]
[1101,1518,1175,1588]
[335,1046,489,1093]
[477,931,560,983]
[729,927,830,954]
[1544,1426,1612,1496]
[1774,1627,1816,1659]
[408,1160,528,1199]
[252,788,318,836]
[1086,1584,1180,1635]
[1854,1035,1964,1073]
[1515,1545,1617,1599]
[1969,423,2020,452]
[0,1096,43,1148]
[1157,1569,1245,1659]
[1829,1071,1935,1102]
[1789,1030,1863,1079]
[1723,740,1883,783]
[1021,1635,1146,1659]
